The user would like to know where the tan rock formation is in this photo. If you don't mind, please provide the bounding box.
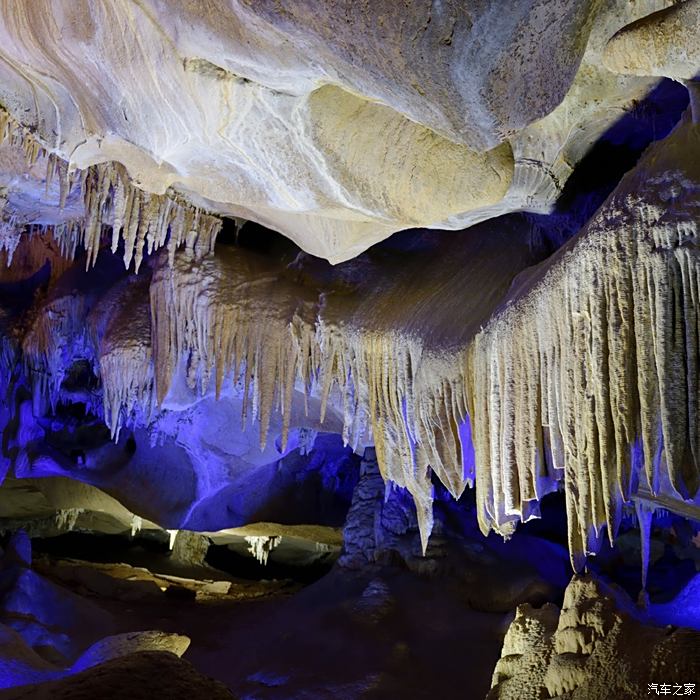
[604,0,700,122]
[488,575,700,700]
[604,0,700,82]
[0,0,674,262]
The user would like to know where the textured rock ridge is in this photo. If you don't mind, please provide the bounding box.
[604,0,700,83]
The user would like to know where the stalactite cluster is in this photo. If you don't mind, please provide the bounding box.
[89,276,155,439]
[4,112,700,573]
[468,116,700,569]
[0,108,222,272]
[141,118,700,563]
[147,245,489,551]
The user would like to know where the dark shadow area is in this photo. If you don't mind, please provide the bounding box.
[30,530,335,585]
[216,218,299,262]
[206,543,335,584]
[31,531,170,562]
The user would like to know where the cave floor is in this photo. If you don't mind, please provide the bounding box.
[39,558,509,699]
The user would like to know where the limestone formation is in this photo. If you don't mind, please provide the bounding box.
[0,2,699,696]
[603,1,700,81]
[488,575,700,699]
[469,113,700,569]
[0,0,697,647]
[0,110,222,272]
[147,220,540,552]
[245,535,282,566]
[4,107,700,567]
[604,0,700,123]
[0,1,681,262]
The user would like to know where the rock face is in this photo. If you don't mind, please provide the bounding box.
[604,0,700,82]
[604,0,700,122]
[488,574,700,700]
[0,535,193,689]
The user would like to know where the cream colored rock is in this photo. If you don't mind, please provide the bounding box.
[71,631,190,672]
[468,114,700,569]
[0,1,684,261]
[488,575,700,700]
[604,0,700,122]
[433,0,675,230]
[0,0,530,263]
[604,0,700,81]
[1,0,672,264]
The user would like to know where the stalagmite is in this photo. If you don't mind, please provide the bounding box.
[489,574,700,699]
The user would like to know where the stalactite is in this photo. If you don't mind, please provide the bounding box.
[22,292,91,415]
[55,508,84,532]
[467,116,700,570]
[0,107,222,272]
[149,248,472,553]
[4,228,76,284]
[0,215,22,265]
[635,499,654,607]
[130,515,143,538]
[89,276,155,439]
[245,535,282,565]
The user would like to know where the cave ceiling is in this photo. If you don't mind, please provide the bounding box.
[0,0,698,574]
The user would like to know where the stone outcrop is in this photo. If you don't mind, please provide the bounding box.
[488,574,700,700]
[0,650,234,700]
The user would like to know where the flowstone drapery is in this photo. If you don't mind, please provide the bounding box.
[469,115,700,568]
